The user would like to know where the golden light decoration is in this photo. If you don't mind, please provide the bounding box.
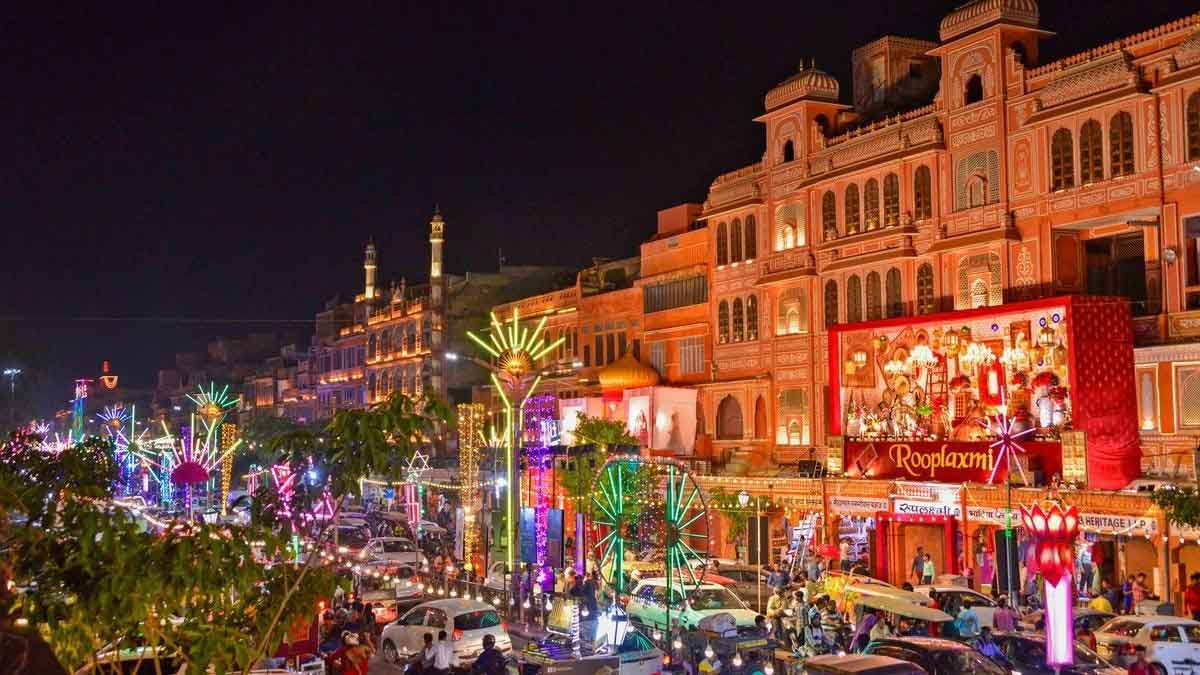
[943,328,959,352]
[219,423,240,516]
[457,403,485,571]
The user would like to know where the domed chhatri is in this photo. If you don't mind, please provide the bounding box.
[764,61,841,111]
[938,0,1039,42]
[598,352,660,392]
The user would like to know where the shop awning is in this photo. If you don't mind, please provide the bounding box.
[855,594,953,622]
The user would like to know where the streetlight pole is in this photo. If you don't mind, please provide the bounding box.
[3,368,21,426]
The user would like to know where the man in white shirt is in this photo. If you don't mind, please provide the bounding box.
[432,630,459,674]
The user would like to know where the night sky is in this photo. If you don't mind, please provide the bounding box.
[1,1,1186,415]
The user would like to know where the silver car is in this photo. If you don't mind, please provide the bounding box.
[380,598,512,665]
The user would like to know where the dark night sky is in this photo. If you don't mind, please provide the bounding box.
[0,1,1188,414]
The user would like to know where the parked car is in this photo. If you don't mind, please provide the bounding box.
[380,599,512,665]
[914,585,997,628]
[863,637,1008,675]
[710,564,770,611]
[1019,607,1115,633]
[800,654,928,675]
[327,524,372,557]
[1094,616,1200,675]
[626,578,757,631]
[359,537,425,565]
[991,631,1124,675]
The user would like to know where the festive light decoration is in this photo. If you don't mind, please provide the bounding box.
[219,423,239,515]
[402,450,431,527]
[97,405,130,439]
[457,403,485,571]
[981,404,1036,485]
[466,307,564,569]
[71,379,90,437]
[1021,499,1079,668]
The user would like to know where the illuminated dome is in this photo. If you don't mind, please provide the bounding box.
[765,63,840,111]
[939,0,1039,42]
[598,353,660,392]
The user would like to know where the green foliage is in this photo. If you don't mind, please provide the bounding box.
[571,413,637,451]
[0,391,450,674]
[1151,486,1200,528]
[708,487,750,543]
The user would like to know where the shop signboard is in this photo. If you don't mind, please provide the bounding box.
[894,498,962,519]
[843,439,1061,484]
[966,506,1014,524]
[1078,512,1157,535]
[829,495,889,515]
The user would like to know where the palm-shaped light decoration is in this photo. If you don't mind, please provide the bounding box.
[981,404,1036,485]
[466,308,565,569]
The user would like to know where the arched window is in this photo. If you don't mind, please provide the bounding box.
[380,329,391,355]
[1051,128,1074,191]
[730,219,743,262]
[913,166,932,221]
[917,263,935,315]
[782,139,795,163]
[824,280,838,329]
[845,184,861,234]
[716,222,728,265]
[394,368,404,395]
[744,215,757,260]
[393,327,404,354]
[406,322,417,352]
[847,275,863,323]
[864,179,880,229]
[777,289,807,335]
[965,74,983,105]
[1110,111,1134,177]
[732,298,744,342]
[717,300,730,344]
[380,370,390,395]
[968,175,986,208]
[368,372,377,401]
[866,271,882,320]
[1188,92,1200,161]
[421,318,430,350]
[783,225,795,249]
[716,395,744,440]
[1080,119,1103,183]
[368,333,377,360]
[822,191,837,240]
[787,308,801,334]
[883,173,900,227]
[746,295,758,340]
[886,267,903,318]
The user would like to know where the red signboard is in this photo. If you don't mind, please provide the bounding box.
[843,439,1062,484]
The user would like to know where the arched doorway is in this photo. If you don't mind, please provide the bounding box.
[716,395,743,440]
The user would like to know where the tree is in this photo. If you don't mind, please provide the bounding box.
[0,391,450,674]
[708,487,750,546]
[1151,486,1200,529]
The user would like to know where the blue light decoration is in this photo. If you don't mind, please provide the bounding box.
[523,394,558,568]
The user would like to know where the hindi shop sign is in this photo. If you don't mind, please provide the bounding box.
[829,495,890,515]
[894,498,962,519]
[843,439,1060,484]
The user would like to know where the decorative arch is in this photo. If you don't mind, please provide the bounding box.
[1050,128,1074,191]
[913,166,932,221]
[1109,111,1134,177]
[716,222,729,265]
[844,183,861,234]
[716,395,744,440]
[775,203,805,250]
[782,139,795,163]
[731,218,743,262]
[1080,119,1103,183]
[965,73,983,104]
[956,252,1003,310]
[777,288,808,335]
[956,150,1000,209]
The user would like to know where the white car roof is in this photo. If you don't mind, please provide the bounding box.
[413,598,495,613]
[1105,616,1200,626]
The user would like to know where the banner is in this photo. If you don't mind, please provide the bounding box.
[1078,512,1157,534]
[829,495,889,515]
[843,439,1061,484]
[519,508,538,564]
[894,498,961,519]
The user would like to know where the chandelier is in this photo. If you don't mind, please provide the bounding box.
[883,358,911,377]
[999,334,1032,372]
[908,343,938,370]
[961,342,995,370]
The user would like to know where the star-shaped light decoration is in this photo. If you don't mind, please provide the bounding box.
[403,449,431,484]
[980,404,1036,485]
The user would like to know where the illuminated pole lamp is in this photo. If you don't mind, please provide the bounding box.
[466,308,564,572]
[1020,500,1079,669]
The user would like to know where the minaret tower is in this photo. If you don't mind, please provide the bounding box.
[429,207,446,398]
[364,239,378,300]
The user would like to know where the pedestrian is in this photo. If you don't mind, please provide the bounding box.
[472,634,506,675]
[327,630,373,675]
[955,600,980,638]
[849,609,879,652]
[807,555,822,582]
[432,630,458,675]
[1123,575,1135,614]
[1132,572,1150,608]
[840,539,852,572]
[922,553,935,585]
[766,586,788,641]
[993,595,1019,632]
[1127,645,1152,675]
[976,627,1008,666]
[419,632,436,673]
[1187,573,1200,621]
[911,547,925,585]
[1089,591,1114,614]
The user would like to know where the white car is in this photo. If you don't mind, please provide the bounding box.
[1095,616,1200,675]
[626,578,757,631]
[914,585,997,628]
[380,599,512,665]
[359,537,425,566]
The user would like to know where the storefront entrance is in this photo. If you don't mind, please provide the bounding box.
[874,513,958,585]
